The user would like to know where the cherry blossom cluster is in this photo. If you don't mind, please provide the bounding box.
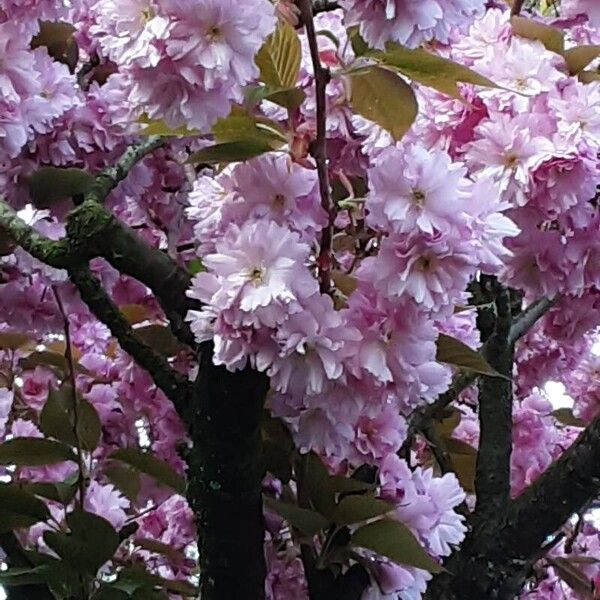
[0,0,599,598]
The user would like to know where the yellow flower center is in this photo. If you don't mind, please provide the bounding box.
[412,189,426,206]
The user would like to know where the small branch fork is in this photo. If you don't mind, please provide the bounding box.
[298,0,336,294]
[401,294,556,458]
[0,141,194,411]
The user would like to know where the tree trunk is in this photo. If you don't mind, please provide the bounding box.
[186,343,269,600]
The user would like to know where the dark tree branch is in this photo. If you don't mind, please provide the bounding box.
[508,296,556,345]
[0,200,69,268]
[511,0,525,16]
[402,293,554,459]
[506,413,600,567]
[0,193,196,347]
[67,264,191,416]
[312,0,340,14]
[66,199,197,346]
[84,136,164,204]
[473,283,514,522]
[186,342,269,600]
[298,0,336,294]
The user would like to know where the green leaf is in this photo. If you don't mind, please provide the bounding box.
[92,586,131,600]
[332,495,394,526]
[187,258,204,276]
[263,440,292,483]
[0,484,51,533]
[137,115,199,137]
[255,21,301,89]
[104,462,141,502]
[19,351,69,375]
[510,16,564,55]
[330,475,375,494]
[0,566,51,587]
[77,400,102,451]
[18,480,79,505]
[43,509,119,575]
[0,437,76,466]
[0,332,32,350]
[187,140,273,165]
[347,26,369,57]
[263,87,306,110]
[349,66,417,141]
[28,167,95,208]
[563,45,600,75]
[119,304,154,325]
[0,561,83,597]
[552,408,586,428]
[264,496,329,536]
[262,415,294,483]
[373,44,498,100]
[449,452,476,493]
[212,108,286,147]
[134,324,184,357]
[436,334,508,379]
[109,448,186,495]
[351,518,442,573]
[579,70,600,83]
[40,384,102,451]
[116,566,197,597]
[443,438,477,456]
[304,452,336,518]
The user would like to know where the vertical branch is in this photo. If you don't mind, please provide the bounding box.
[510,0,525,15]
[52,287,86,509]
[298,0,336,294]
[474,283,514,523]
[187,343,270,600]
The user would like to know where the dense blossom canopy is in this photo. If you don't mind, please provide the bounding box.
[0,0,599,599]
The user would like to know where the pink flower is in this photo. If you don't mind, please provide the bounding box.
[0,388,13,438]
[466,113,555,206]
[269,294,359,396]
[562,0,600,27]
[350,406,408,464]
[84,480,130,531]
[163,0,276,89]
[19,366,57,412]
[0,22,40,104]
[341,0,485,50]
[358,230,477,313]
[345,285,450,409]
[379,455,467,557]
[366,145,467,235]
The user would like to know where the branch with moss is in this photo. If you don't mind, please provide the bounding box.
[66,199,197,345]
[68,264,192,414]
[0,193,196,346]
[83,136,164,204]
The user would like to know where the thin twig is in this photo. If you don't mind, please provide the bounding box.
[511,0,525,16]
[52,287,87,508]
[84,136,164,204]
[298,0,336,294]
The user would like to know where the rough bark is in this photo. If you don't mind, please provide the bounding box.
[186,343,270,600]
